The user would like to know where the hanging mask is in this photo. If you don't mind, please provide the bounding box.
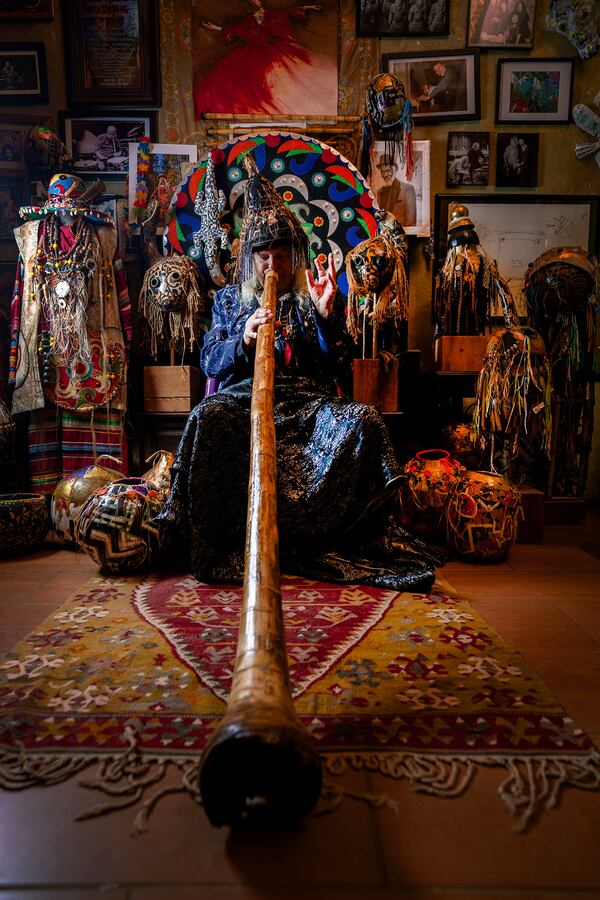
[140,254,205,357]
[546,0,600,59]
[366,73,410,129]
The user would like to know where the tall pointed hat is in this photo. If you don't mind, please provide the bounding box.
[235,154,308,283]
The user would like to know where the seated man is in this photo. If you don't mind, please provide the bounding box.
[156,168,440,590]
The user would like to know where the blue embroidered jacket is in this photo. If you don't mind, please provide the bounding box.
[200,284,355,392]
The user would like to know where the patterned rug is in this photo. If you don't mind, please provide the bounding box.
[1,573,598,832]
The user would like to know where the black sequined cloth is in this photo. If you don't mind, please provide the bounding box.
[156,285,441,591]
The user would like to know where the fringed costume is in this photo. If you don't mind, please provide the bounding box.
[8,175,131,493]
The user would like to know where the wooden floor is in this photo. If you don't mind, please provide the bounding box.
[0,514,599,900]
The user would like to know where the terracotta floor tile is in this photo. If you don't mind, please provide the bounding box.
[0,601,67,654]
[557,598,600,642]
[0,767,383,888]
[443,571,600,603]
[506,545,600,572]
[369,765,600,889]
[518,649,600,733]
[463,598,600,651]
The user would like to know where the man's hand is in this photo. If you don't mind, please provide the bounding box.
[202,19,222,31]
[243,307,273,348]
[306,252,337,320]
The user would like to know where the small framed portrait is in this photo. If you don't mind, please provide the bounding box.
[467,0,535,49]
[496,58,574,124]
[0,43,48,105]
[356,0,449,38]
[383,50,480,124]
[0,176,23,241]
[495,133,539,188]
[0,114,46,174]
[0,0,53,18]
[446,132,490,187]
[369,140,430,237]
[128,142,199,228]
[59,110,157,180]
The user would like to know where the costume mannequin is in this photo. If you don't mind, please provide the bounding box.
[9,173,131,493]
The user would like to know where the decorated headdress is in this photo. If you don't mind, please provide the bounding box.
[235,154,308,283]
[23,125,73,187]
[360,73,414,180]
[20,174,112,225]
[139,200,205,358]
[434,202,517,337]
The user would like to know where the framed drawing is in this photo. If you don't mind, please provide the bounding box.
[495,133,539,188]
[446,131,490,186]
[383,50,480,124]
[128,142,198,227]
[433,194,599,316]
[467,0,535,49]
[64,0,161,107]
[0,0,53,18]
[496,58,574,124]
[356,0,449,38]
[369,140,430,237]
[59,110,157,179]
[0,43,48,105]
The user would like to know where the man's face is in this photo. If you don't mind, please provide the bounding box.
[433,63,445,77]
[107,126,117,137]
[380,164,396,183]
[253,245,295,292]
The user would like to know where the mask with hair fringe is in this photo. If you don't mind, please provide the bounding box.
[139,255,205,358]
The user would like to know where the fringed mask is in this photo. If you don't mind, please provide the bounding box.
[345,209,409,354]
[140,254,204,358]
[546,0,599,59]
[361,73,414,179]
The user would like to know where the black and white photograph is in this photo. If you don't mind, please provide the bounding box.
[383,50,480,124]
[369,140,431,237]
[356,0,449,37]
[0,43,48,104]
[446,131,490,187]
[0,176,22,240]
[59,111,156,179]
[495,132,539,187]
[467,0,535,49]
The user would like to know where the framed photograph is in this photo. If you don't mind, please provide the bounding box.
[433,194,599,316]
[467,0,535,49]
[0,114,42,174]
[0,175,23,241]
[495,133,538,187]
[369,140,430,237]
[0,0,53,18]
[496,58,574,124]
[356,0,449,37]
[0,43,48,105]
[128,142,198,227]
[383,50,480,124]
[64,0,161,107]
[446,131,490,187]
[59,110,157,179]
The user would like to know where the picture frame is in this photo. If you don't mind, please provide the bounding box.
[0,0,54,19]
[446,131,490,187]
[0,113,50,174]
[467,0,535,49]
[433,194,598,316]
[495,132,539,188]
[63,0,161,107]
[369,140,431,237]
[356,0,449,38]
[383,50,480,124]
[0,175,24,241]
[128,142,199,227]
[0,43,48,105]
[58,110,157,180]
[496,58,574,125]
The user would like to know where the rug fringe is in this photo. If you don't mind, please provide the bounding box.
[323,749,600,832]
[2,740,599,834]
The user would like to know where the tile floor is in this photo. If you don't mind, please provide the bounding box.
[0,515,599,899]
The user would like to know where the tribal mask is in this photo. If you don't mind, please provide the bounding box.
[139,254,204,357]
[546,0,600,59]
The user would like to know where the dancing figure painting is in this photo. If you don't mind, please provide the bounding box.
[192,0,338,117]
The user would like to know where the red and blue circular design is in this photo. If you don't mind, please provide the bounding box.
[163,131,377,298]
